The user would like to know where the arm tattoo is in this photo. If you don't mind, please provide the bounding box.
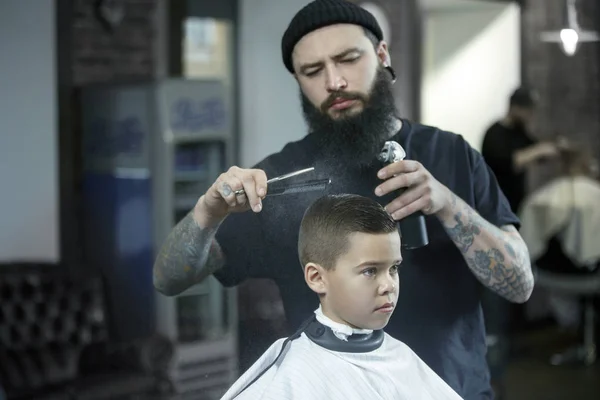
[438,194,534,303]
[445,212,481,253]
[153,212,225,296]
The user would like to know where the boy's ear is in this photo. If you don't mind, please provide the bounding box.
[304,262,328,295]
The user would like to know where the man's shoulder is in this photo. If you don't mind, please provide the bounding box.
[402,120,475,163]
[404,120,469,147]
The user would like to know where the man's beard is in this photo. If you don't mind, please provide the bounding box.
[300,66,399,170]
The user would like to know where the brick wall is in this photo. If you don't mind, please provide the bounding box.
[71,0,157,86]
[519,0,600,321]
[349,0,422,120]
[58,0,159,268]
[522,0,600,163]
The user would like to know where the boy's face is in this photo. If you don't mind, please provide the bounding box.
[307,231,401,330]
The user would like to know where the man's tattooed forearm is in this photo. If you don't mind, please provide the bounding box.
[153,212,225,295]
[467,245,533,302]
[444,211,481,253]
[438,194,534,303]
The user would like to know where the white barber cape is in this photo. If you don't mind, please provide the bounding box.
[220,307,463,400]
[519,176,600,269]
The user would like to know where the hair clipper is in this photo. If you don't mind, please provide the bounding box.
[378,141,429,249]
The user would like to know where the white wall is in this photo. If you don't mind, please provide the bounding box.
[0,1,58,263]
[420,2,521,151]
[239,0,313,167]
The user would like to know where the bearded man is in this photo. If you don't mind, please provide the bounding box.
[153,1,534,399]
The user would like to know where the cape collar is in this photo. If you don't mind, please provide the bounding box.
[304,306,384,353]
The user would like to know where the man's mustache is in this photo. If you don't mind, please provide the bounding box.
[320,91,368,113]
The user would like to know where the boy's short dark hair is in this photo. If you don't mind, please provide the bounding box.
[298,194,398,270]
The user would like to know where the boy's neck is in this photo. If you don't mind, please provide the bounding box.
[314,305,373,341]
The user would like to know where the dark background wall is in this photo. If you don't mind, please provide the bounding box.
[350,0,423,121]
[72,0,158,86]
[517,0,600,321]
[521,0,600,180]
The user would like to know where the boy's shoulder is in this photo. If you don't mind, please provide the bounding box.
[381,332,425,357]
[247,334,328,372]
[382,331,408,347]
[223,332,462,400]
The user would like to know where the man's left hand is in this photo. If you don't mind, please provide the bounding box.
[375,160,452,220]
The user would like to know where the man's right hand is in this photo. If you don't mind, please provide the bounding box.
[193,166,268,228]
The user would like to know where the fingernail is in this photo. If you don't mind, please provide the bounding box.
[254,202,262,212]
[375,187,383,196]
[258,188,266,197]
[378,170,386,178]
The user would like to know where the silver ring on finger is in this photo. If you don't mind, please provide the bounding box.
[235,192,247,205]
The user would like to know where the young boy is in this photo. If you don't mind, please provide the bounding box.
[220,194,463,399]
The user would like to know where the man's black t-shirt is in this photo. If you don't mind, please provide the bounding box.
[214,119,519,400]
[481,122,535,212]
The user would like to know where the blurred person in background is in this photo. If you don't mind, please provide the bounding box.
[480,87,562,399]
[482,87,561,213]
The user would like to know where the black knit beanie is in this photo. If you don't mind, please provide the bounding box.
[281,0,384,74]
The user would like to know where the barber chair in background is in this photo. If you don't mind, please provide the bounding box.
[519,172,600,366]
[0,263,174,399]
[533,261,600,365]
